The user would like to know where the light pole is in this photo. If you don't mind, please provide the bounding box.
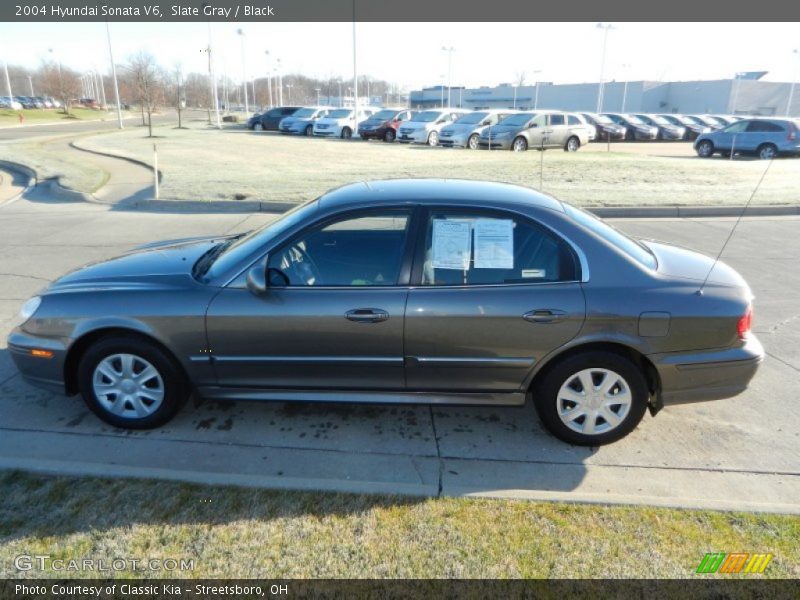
[512,84,518,109]
[440,74,445,108]
[352,9,359,131]
[315,87,321,105]
[106,24,124,127]
[285,83,293,104]
[27,75,34,96]
[596,23,615,113]
[206,23,222,129]
[441,46,454,108]
[787,49,799,117]
[338,80,343,106]
[264,50,273,108]
[276,58,283,106]
[236,28,249,114]
[532,69,542,110]
[731,72,744,115]
[620,63,631,112]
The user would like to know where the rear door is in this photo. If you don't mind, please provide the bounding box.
[404,207,586,393]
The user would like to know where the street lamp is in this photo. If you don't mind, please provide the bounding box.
[285,83,293,104]
[314,87,321,105]
[512,84,518,109]
[596,23,616,113]
[532,69,542,109]
[276,57,283,106]
[264,50,273,108]
[441,46,454,108]
[620,63,631,112]
[787,49,799,117]
[236,28,249,115]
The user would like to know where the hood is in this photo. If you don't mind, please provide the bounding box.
[48,236,230,291]
[642,240,749,290]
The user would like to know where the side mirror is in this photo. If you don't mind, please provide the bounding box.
[529,123,538,129]
[246,266,268,295]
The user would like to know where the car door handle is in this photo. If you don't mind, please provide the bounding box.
[523,309,566,324]
[345,308,389,323]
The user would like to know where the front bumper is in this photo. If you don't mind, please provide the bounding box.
[7,329,69,394]
[478,137,512,150]
[359,127,389,140]
[649,335,764,405]
[396,130,427,144]
[439,132,469,147]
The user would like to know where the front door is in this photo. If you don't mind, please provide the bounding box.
[404,208,586,393]
[206,209,414,390]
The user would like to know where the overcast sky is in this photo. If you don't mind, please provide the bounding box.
[1,22,799,91]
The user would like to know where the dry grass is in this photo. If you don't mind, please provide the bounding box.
[72,120,800,207]
[1,471,797,579]
[0,108,126,127]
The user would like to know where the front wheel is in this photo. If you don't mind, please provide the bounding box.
[341,127,352,139]
[304,125,313,137]
[427,131,439,146]
[77,335,189,430]
[758,143,777,160]
[253,123,263,132]
[696,140,714,158]
[512,136,528,152]
[467,134,480,150]
[564,136,580,152]
[383,129,396,142]
[532,351,649,446]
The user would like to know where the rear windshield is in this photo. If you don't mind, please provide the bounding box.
[564,205,657,270]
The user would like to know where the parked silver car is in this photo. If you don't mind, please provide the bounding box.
[396,109,471,145]
[278,106,331,136]
[695,118,800,159]
[439,110,517,149]
[8,179,762,446]
[479,111,589,152]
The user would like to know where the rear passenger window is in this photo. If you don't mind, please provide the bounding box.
[549,114,565,126]
[746,121,783,132]
[421,211,578,286]
[568,115,581,125]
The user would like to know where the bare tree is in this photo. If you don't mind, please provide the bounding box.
[515,71,527,87]
[127,51,164,137]
[36,61,81,115]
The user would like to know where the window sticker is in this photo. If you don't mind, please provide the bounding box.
[522,269,546,278]
[432,219,471,270]
[474,219,514,269]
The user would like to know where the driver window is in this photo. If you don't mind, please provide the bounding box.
[267,212,410,287]
[531,115,546,128]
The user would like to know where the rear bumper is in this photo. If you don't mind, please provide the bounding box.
[649,335,764,405]
[7,329,69,394]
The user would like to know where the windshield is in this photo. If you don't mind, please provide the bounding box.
[592,115,613,124]
[497,113,535,127]
[327,109,352,119]
[564,204,657,270]
[413,111,443,123]
[454,112,489,125]
[293,108,316,118]
[648,115,670,125]
[371,109,399,120]
[625,115,645,125]
[200,199,321,282]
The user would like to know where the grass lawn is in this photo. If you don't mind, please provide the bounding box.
[0,470,797,578]
[72,120,800,207]
[0,108,127,127]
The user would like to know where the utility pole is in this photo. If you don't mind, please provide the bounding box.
[106,23,124,128]
[596,23,615,113]
[206,23,221,128]
[237,28,249,114]
[787,49,799,117]
[4,60,14,105]
[352,0,359,132]
[442,46,454,108]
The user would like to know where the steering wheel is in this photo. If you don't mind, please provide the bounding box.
[280,245,323,285]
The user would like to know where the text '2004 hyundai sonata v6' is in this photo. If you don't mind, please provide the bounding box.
[8,179,763,446]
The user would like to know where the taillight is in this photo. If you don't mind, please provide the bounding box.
[787,124,796,141]
[737,306,753,339]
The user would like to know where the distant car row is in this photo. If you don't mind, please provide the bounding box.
[0,96,62,110]
[244,106,798,157]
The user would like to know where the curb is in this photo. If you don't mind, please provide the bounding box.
[0,159,37,205]
[70,140,163,184]
[590,205,800,218]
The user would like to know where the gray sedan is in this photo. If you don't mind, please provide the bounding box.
[8,180,763,446]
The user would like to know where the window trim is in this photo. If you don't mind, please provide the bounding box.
[410,206,585,288]
[257,206,421,289]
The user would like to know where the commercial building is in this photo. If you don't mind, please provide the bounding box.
[409,75,799,116]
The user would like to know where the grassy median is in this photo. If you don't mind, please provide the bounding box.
[0,108,126,127]
[0,470,797,578]
[71,119,800,207]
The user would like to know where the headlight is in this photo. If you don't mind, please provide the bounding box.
[18,296,41,324]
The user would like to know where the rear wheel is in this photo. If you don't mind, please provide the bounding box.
[77,335,188,429]
[383,129,396,142]
[564,136,580,152]
[253,123,263,132]
[341,127,352,139]
[512,136,528,152]
[696,140,714,158]
[532,351,649,446]
[467,134,480,150]
[427,131,439,146]
[757,143,777,160]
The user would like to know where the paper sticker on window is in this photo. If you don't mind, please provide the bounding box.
[522,269,546,278]
[432,220,471,270]
[474,219,514,269]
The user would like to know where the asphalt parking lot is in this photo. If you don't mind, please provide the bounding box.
[0,195,798,513]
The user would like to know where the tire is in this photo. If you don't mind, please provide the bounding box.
[304,125,313,137]
[253,123,263,132]
[625,129,635,141]
[341,127,352,139]
[532,351,649,446]
[467,134,480,150]
[757,143,777,160]
[511,136,528,152]
[564,136,580,152]
[77,335,189,430]
[427,131,439,146]
[384,129,396,143]
[696,140,714,158]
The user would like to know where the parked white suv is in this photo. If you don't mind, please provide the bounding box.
[397,109,471,146]
[439,110,518,149]
[313,107,376,139]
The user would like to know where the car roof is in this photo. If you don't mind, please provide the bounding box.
[318,179,566,213]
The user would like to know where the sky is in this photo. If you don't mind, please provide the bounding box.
[1,22,799,92]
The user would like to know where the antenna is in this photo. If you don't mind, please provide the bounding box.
[697,157,774,295]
